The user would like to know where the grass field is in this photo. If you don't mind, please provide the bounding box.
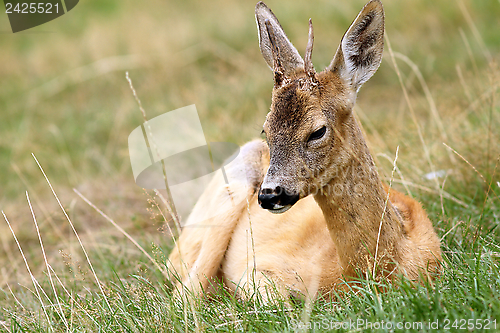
[0,0,499,331]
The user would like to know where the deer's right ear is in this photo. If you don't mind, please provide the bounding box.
[255,2,304,77]
[327,0,384,92]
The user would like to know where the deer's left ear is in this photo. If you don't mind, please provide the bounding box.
[327,0,384,92]
[255,1,304,77]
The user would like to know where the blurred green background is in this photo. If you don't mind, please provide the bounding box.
[0,0,499,299]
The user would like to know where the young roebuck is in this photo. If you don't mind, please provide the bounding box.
[167,0,441,300]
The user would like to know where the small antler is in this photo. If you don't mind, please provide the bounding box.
[264,19,285,86]
[304,19,316,79]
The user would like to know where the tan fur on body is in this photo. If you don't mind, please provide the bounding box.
[167,0,441,300]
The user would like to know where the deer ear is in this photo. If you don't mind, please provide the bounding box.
[327,0,384,92]
[255,2,304,77]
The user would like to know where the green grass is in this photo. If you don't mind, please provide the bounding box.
[0,0,499,331]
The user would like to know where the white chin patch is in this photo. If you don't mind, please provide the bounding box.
[268,205,292,214]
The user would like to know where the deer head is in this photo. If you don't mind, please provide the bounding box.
[256,0,385,213]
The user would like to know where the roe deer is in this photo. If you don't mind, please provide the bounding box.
[167,0,441,301]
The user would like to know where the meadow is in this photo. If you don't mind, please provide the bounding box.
[0,0,499,331]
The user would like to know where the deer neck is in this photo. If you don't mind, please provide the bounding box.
[313,118,405,277]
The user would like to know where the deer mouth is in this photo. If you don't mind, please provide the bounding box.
[267,204,293,214]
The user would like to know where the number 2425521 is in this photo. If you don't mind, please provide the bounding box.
[444,319,497,330]
[5,3,60,14]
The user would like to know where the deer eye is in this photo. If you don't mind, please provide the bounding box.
[308,126,326,142]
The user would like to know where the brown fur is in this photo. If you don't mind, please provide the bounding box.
[167,0,441,300]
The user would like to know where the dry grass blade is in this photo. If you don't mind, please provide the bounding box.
[6,283,26,311]
[10,162,67,242]
[376,153,413,198]
[385,33,440,193]
[391,52,448,143]
[440,221,464,242]
[458,1,492,62]
[31,153,112,312]
[2,211,51,329]
[153,189,181,236]
[374,146,399,278]
[47,265,99,328]
[125,72,180,225]
[443,143,486,184]
[73,188,168,278]
[26,191,69,331]
[0,321,11,333]
[383,178,470,209]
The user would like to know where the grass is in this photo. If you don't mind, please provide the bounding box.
[0,0,499,331]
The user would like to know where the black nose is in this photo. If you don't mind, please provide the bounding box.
[258,186,300,210]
